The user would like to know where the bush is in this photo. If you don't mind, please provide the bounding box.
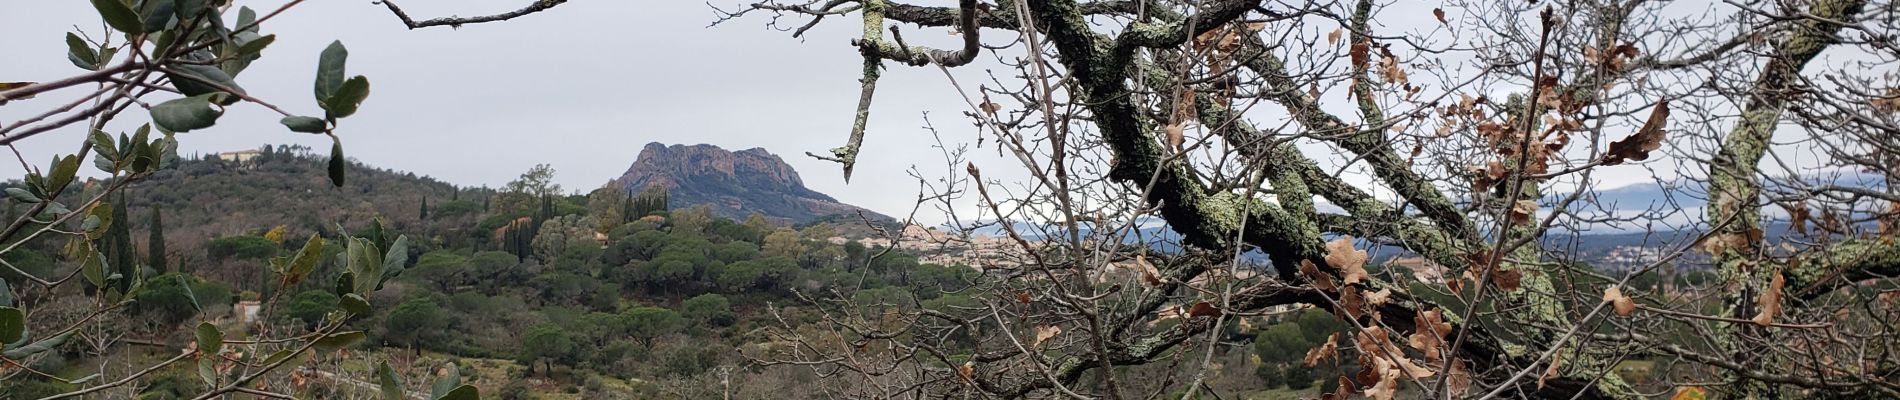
[205,235,279,261]
[1284,366,1316,390]
[284,290,338,327]
[132,273,229,326]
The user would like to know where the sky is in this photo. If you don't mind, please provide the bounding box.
[1,0,1024,222]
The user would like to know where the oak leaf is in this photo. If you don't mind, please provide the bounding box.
[1325,236,1369,285]
[1299,259,1338,291]
[1604,286,1636,316]
[1752,272,1784,326]
[1304,332,1339,366]
[1601,101,1670,165]
[1134,253,1164,285]
[1033,325,1062,348]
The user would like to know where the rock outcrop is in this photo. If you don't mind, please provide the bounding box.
[607,143,887,223]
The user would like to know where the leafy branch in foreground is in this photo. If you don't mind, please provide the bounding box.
[0,1,475,398]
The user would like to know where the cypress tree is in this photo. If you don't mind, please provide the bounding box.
[147,207,167,272]
[420,197,430,220]
[107,192,134,291]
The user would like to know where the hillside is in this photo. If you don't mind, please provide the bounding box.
[607,143,889,224]
[116,145,463,254]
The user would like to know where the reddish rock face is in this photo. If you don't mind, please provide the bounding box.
[608,143,888,224]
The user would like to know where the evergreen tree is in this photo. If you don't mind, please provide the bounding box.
[147,207,167,272]
[107,192,135,291]
[420,197,430,220]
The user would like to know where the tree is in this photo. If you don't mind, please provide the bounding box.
[674,0,1900,398]
[621,306,684,349]
[383,296,450,355]
[494,164,560,215]
[680,293,735,328]
[285,290,339,327]
[759,228,803,258]
[147,207,167,272]
[519,323,578,373]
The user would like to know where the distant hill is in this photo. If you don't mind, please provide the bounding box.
[607,143,889,224]
[112,146,462,252]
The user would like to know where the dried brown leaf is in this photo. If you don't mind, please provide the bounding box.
[1165,122,1186,151]
[1604,286,1637,316]
[1432,8,1447,25]
[1365,287,1392,306]
[1539,352,1564,389]
[1601,101,1670,165]
[1492,268,1523,291]
[1187,302,1222,318]
[1300,259,1338,291]
[1340,287,1367,320]
[1033,325,1062,348]
[1304,332,1340,366]
[1752,272,1784,326]
[1325,236,1369,285]
[1134,253,1164,285]
[1327,28,1343,45]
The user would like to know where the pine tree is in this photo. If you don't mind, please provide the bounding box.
[147,207,167,272]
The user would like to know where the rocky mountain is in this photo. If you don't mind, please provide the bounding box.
[608,143,888,224]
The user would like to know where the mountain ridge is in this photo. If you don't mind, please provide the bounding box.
[606,142,888,224]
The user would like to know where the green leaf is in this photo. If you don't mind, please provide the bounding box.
[315,41,348,101]
[90,0,144,34]
[234,6,257,30]
[195,321,222,354]
[85,202,112,240]
[347,238,382,295]
[313,331,365,353]
[149,95,222,132]
[3,331,71,359]
[167,64,245,100]
[321,76,370,120]
[378,360,404,400]
[197,354,218,386]
[89,129,118,162]
[280,116,327,133]
[333,270,354,296]
[140,0,175,33]
[175,0,205,19]
[0,307,23,344]
[380,235,409,287]
[82,250,107,288]
[234,33,274,58]
[261,348,300,366]
[284,234,326,284]
[66,33,99,70]
[328,139,346,187]
[338,293,370,315]
[48,155,79,194]
[434,384,479,400]
[431,362,462,399]
[0,278,12,307]
[5,188,40,203]
[152,133,179,169]
[68,373,100,385]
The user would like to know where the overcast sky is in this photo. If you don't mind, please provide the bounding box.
[2,0,1032,222]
